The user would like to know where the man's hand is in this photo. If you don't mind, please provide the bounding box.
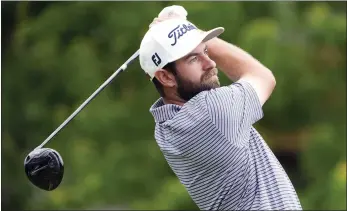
[149,5,188,28]
[158,5,187,19]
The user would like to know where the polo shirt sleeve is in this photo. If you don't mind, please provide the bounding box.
[205,80,264,146]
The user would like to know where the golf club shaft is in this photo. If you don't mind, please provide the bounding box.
[36,50,140,150]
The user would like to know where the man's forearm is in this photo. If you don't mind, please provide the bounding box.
[206,37,275,83]
[206,37,276,105]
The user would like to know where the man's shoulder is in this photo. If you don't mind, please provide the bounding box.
[168,94,210,125]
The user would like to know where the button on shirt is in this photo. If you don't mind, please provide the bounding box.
[149,80,302,210]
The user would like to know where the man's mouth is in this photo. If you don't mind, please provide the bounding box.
[204,69,218,80]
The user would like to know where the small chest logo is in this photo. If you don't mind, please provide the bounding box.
[168,23,197,46]
[152,52,161,66]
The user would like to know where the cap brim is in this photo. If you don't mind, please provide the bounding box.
[167,27,225,63]
[202,27,225,42]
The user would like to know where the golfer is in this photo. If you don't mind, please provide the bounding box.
[139,6,302,210]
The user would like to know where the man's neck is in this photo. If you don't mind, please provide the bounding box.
[163,97,186,106]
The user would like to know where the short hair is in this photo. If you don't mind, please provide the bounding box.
[152,62,177,97]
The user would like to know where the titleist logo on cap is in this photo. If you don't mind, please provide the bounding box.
[168,23,197,46]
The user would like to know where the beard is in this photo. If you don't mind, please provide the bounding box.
[175,68,220,101]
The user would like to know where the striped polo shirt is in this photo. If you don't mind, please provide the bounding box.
[149,80,302,210]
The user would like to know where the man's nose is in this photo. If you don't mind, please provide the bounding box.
[202,55,216,71]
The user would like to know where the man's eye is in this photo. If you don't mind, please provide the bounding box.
[190,56,198,63]
[204,48,208,54]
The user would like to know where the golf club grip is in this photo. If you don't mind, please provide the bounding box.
[36,50,140,149]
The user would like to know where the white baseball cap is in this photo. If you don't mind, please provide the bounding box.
[139,18,224,80]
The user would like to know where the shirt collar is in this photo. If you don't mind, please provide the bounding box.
[149,98,182,123]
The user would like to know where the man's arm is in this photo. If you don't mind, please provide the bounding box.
[206,37,276,106]
[148,5,275,106]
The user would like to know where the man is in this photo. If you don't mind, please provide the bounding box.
[139,6,302,210]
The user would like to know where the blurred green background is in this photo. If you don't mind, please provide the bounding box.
[2,1,346,210]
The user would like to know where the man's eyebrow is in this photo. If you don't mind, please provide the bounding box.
[183,44,208,61]
[183,52,200,61]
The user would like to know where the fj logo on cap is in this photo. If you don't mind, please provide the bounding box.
[168,23,197,46]
[152,53,161,66]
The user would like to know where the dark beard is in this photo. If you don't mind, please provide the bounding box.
[176,70,220,101]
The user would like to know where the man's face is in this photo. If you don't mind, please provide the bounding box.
[174,42,220,101]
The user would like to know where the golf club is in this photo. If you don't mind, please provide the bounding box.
[24,5,187,192]
[24,50,140,191]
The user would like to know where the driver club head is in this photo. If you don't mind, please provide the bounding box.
[24,148,64,191]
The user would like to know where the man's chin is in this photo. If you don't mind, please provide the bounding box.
[177,85,215,101]
[176,77,220,101]
[198,80,220,93]
[205,77,220,89]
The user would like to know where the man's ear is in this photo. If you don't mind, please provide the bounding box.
[154,69,176,87]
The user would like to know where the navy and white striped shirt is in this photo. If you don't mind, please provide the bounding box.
[150,80,302,210]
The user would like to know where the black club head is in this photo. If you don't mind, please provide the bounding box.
[24,148,64,191]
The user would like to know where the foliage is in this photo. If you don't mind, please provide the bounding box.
[2,1,346,210]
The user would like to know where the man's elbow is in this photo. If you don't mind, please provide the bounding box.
[268,71,276,91]
[261,68,276,103]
